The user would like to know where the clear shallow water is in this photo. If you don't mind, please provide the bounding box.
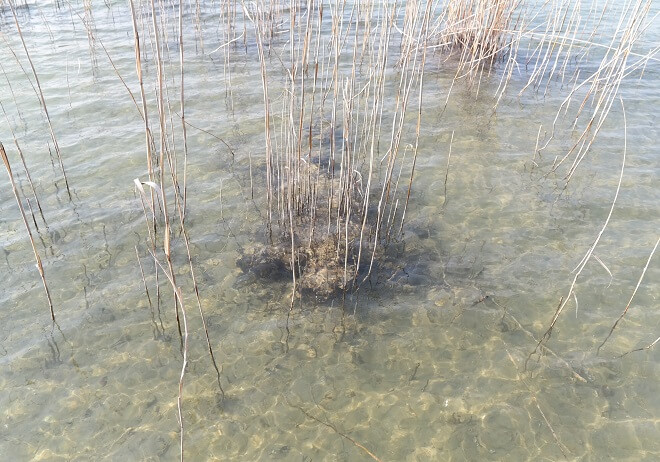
[1,1,659,460]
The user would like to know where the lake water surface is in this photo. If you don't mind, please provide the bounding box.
[1,1,659,460]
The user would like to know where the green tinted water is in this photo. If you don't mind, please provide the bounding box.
[1,2,658,460]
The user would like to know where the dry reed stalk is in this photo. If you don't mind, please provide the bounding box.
[443,130,454,206]
[616,335,660,359]
[128,4,234,456]
[289,399,383,462]
[148,250,188,462]
[134,175,195,460]
[1,142,55,321]
[399,0,434,237]
[66,1,143,119]
[128,0,156,183]
[149,0,183,340]
[8,0,71,199]
[37,6,54,43]
[532,396,570,459]
[179,117,235,157]
[157,8,188,228]
[230,2,660,357]
[0,100,46,225]
[65,54,72,109]
[176,211,225,398]
[244,0,274,235]
[239,0,436,300]
[528,96,627,362]
[179,0,190,222]
[129,0,163,331]
[482,0,658,189]
[429,2,658,360]
[135,245,154,313]
[597,236,660,355]
[361,0,430,282]
[441,0,520,82]
[500,304,587,383]
[194,0,204,53]
[554,0,653,184]
[355,1,393,278]
[82,0,98,71]
[0,60,26,124]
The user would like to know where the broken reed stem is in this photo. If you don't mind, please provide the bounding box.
[597,235,660,355]
[616,335,660,359]
[1,142,55,321]
[289,400,383,462]
[148,250,188,462]
[177,212,225,398]
[8,0,71,199]
[443,130,454,206]
[500,304,587,383]
[503,349,571,459]
[135,245,154,313]
[0,100,46,225]
[532,396,570,460]
[180,117,235,156]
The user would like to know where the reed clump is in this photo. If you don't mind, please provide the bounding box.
[234,0,433,302]
[440,0,518,75]
[238,149,366,300]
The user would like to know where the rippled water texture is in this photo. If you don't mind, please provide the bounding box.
[1,1,659,460]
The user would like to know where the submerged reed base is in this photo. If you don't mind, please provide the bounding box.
[237,233,358,301]
[238,154,365,301]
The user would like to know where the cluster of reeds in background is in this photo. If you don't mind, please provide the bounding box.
[1,0,658,459]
